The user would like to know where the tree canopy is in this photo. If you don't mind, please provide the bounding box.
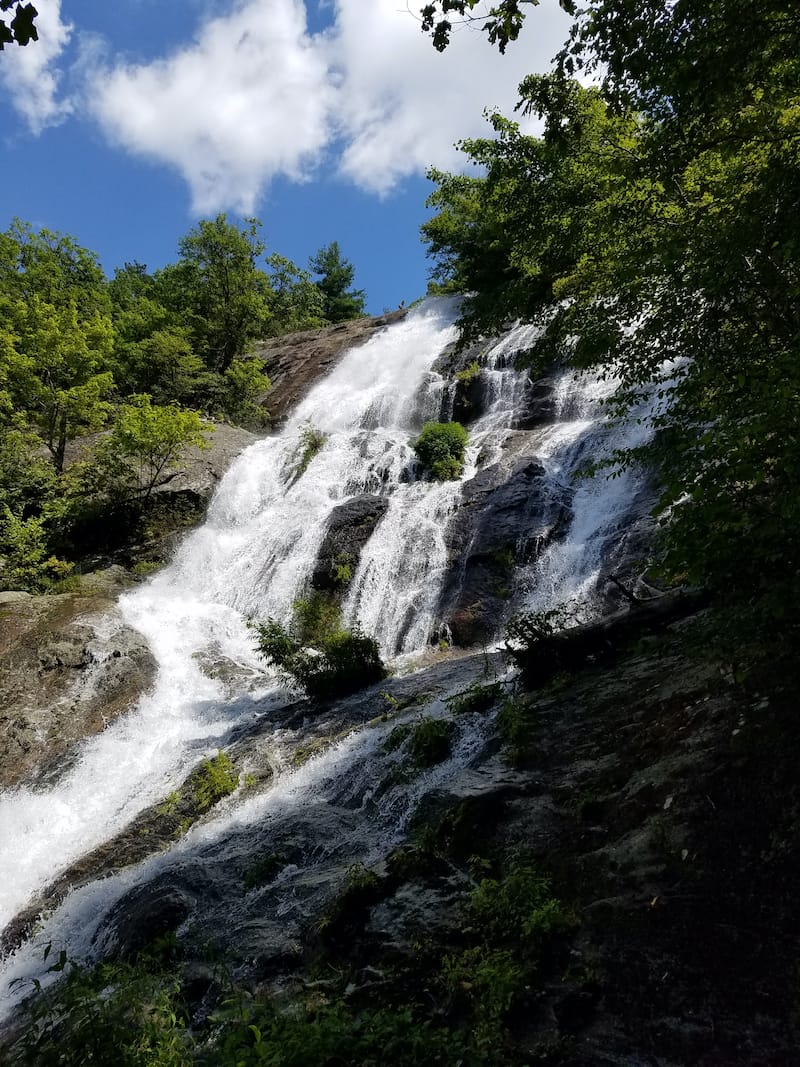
[309,241,366,323]
[0,213,366,592]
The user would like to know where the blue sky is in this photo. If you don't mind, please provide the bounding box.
[0,0,570,314]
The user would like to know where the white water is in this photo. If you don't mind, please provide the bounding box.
[517,366,658,618]
[0,302,658,1008]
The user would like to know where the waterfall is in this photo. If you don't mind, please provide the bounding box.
[0,300,462,933]
[0,300,657,1019]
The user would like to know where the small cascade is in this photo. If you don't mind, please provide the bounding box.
[516,367,658,617]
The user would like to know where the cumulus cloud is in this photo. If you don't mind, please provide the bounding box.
[89,0,334,214]
[0,0,73,132]
[78,0,570,210]
[329,0,570,193]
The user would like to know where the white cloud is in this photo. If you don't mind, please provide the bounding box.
[329,0,570,193]
[89,0,334,214]
[1,0,73,132]
[57,0,570,210]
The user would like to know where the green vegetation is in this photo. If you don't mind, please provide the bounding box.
[422,1,800,658]
[254,597,387,701]
[0,216,367,592]
[294,424,326,477]
[308,241,366,323]
[455,359,480,383]
[8,954,190,1067]
[413,420,469,481]
[447,680,504,716]
[191,751,238,813]
[386,716,455,768]
[0,2,38,49]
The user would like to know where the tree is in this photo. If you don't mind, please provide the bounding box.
[1,296,115,472]
[0,0,37,50]
[421,0,575,53]
[97,394,210,505]
[264,253,325,334]
[309,241,366,323]
[172,214,272,373]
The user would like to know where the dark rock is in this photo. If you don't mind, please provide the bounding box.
[439,458,571,646]
[104,882,193,960]
[310,494,389,593]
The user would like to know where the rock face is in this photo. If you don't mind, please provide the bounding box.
[152,423,259,504]
[439,456,571,646]
[310,495,390,593]
[0,568,156,790]
[254,311,408,425]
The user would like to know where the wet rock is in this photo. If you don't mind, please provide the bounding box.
[310,494,389,593]
[440,458,570,646]
[105,882,193,960]
[0,569,156,790]
[254,311,408,426]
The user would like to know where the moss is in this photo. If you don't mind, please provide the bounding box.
[455,359,481,384]
[191,751,238,813]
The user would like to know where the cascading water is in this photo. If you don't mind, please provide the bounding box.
[0,299,658,1025]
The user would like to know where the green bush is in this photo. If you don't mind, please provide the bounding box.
[409,717,456,767]
[295,424,326,476]
[413,421,468,481]
[8,956,191,1067]
[254,618,387,701]
[293,591,341,645]
[384,717,455,768]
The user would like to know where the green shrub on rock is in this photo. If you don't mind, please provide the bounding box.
[413,421,468,481]
[254,616,387,701]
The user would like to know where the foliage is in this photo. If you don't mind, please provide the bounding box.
[447,680,504,716]
[96,395,210,505]
[173,214,273,373]
[0,507,72,592]
[254,615,387,701]
[467,863,573,949]
[413,420,468,480]
[408,716,456,767]
[211,998,467,1067]
[386,716,455,767]
[455,359,480,383]
[420,0,576,53]
[294,424,326,477]
[219,358,271,426]
[192,751,238,813]
[264,253,326,334]
[0,1,37,49]
[308,241,366,323]
[496,695,540,768]
[8,954,191,1067]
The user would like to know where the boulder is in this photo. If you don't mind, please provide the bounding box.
[439,458,571,646]
[0,569,156,790]
[310,495,389,593]
[254,311,408,426]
